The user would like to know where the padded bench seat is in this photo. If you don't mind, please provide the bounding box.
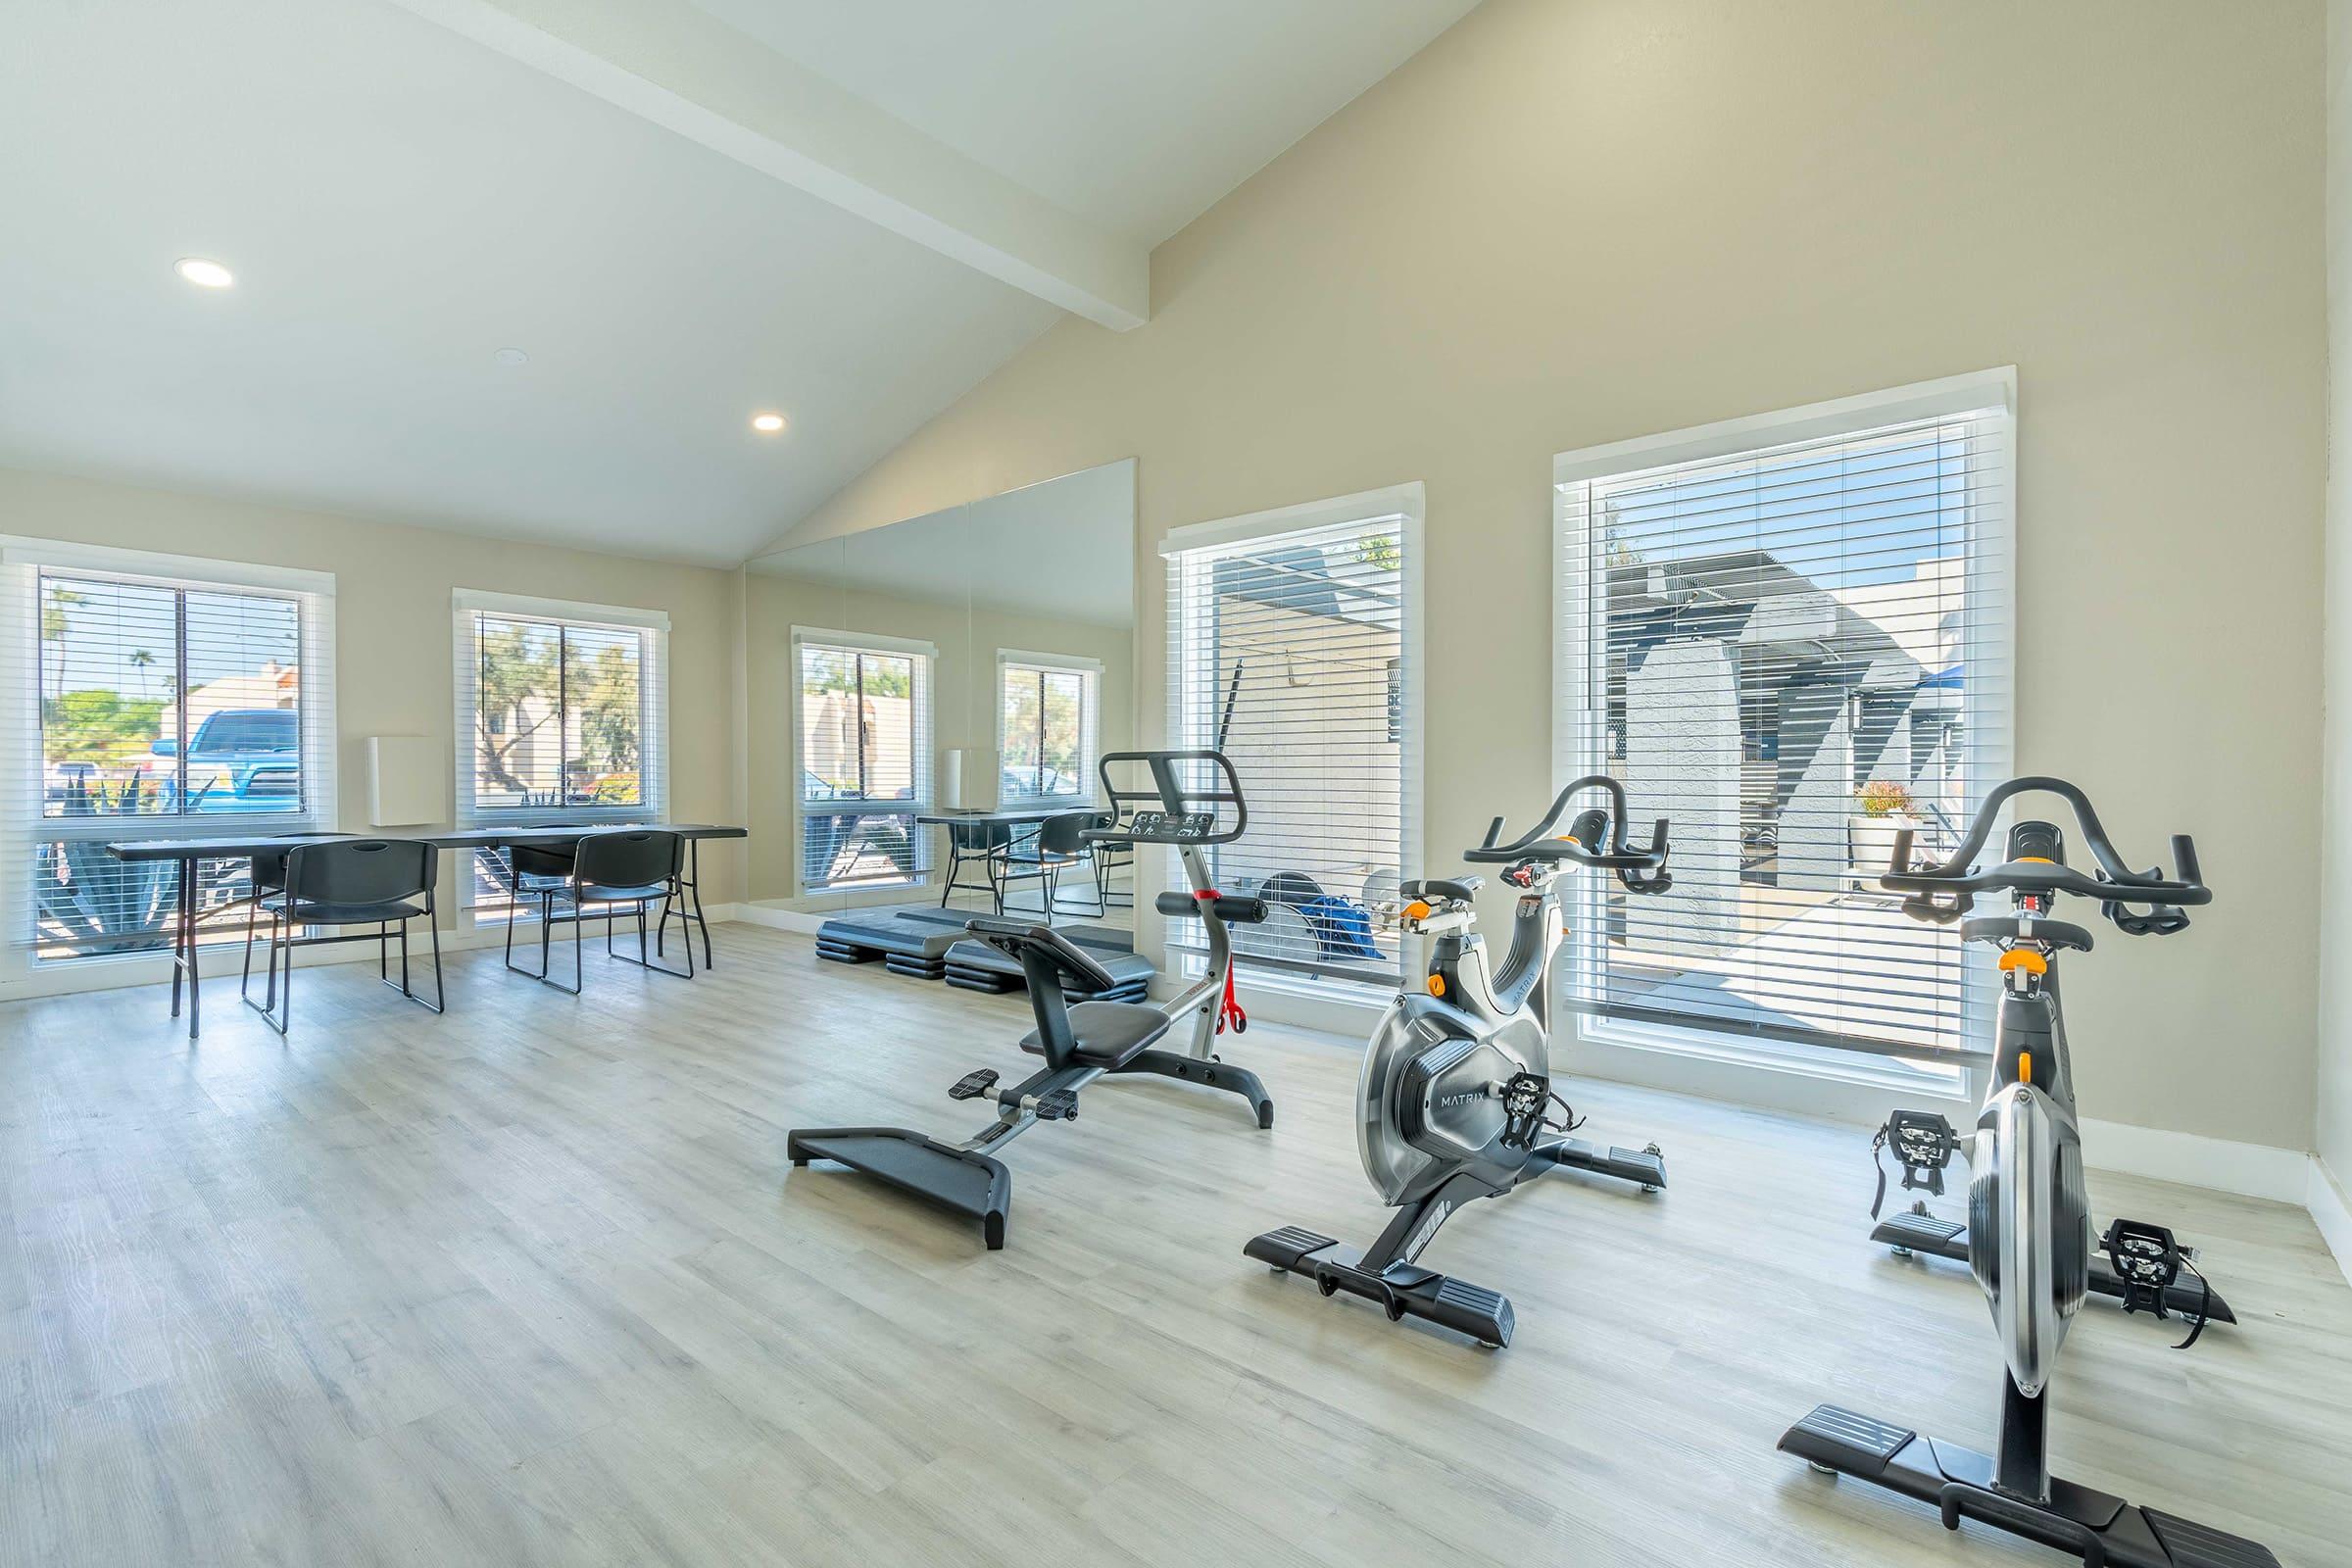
[1018,1000,1172,1068]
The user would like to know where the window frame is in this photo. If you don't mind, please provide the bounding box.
[1159,482,1424,1002]
[791,625,935,896]
[995,649,1102,807]
[452,589,667,829]
[1551,368,2016,1090]
[4,537,336,967]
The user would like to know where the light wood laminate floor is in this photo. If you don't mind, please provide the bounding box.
[2,925,2346,1565]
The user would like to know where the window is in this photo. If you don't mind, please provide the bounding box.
[998,652,1099,804]
[1553,371,2014,1078]
[795,628,933,893]
[2,540,335,962]
[454,590,666,907]
[1163,484,1421,993]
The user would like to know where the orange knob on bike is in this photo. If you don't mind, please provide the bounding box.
[1998,949,2048,977]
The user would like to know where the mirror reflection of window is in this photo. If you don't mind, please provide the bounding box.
[999,657,1098,803]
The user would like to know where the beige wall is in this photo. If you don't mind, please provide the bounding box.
[2321,0,2352,1187]
[0,465,746,953]
[744,570,1134,905]
[782,0,2327,1151]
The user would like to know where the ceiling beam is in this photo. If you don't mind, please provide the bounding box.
[384,0,1149,329]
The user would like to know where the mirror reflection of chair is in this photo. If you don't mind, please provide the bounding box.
[994,810,1102,920]
[241,838,443,1036]
[503,829,693,994]
[938,819,1012,910]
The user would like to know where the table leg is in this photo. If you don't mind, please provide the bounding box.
[178,855,201,1040]
[690,838,712,969]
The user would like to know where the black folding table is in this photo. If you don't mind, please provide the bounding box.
[105,823,746,1038]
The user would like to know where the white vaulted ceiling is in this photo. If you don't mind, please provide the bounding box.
[0,0,1479,564]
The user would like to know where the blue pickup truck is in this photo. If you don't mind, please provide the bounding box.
[151,707,302,811]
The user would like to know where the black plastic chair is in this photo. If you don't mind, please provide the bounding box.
[997,811,1104,920]
[938,818,1013,911]
[242,838,442,1035]
[504,829,690,994]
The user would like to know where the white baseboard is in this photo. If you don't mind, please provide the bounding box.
[736,902,828,936]
[2308,1156,2352,1289]
[2077,1116,2311,1204]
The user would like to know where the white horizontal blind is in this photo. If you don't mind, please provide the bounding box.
[453,591,666,910]
[998,652,1099,805]
[1556,397,2013,1063]
[1164,502,1415,990]
[2,544,335,960]
[795,629,933,892]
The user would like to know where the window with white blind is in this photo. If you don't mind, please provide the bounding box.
[1163,484,1421,993]
[454,590,666,908]
[1553,371,2014,1079]
[998,651,1099,805]
[1,540,335,962]
[795,628,933,893]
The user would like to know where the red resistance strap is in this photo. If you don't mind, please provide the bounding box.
[1199,889,1248,1035]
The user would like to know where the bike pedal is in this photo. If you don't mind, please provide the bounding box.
[949,1069,1001,1102]
[1033,1089,1079,1121]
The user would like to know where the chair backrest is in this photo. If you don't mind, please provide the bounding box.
[574,829,683,892]
[948,818,1011,852]
[509,842,578,880]
[286,839,435,906]
[1037,811,1100,856]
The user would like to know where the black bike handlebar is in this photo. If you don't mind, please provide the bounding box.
[1083,750,1249,846]
[1460,775,1672,892]
[1884,775,2208,930]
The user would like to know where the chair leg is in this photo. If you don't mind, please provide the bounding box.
[427,906,445,1013]
[378,921,388,981]
[241,897,259,1000]
[268,923,292,1037]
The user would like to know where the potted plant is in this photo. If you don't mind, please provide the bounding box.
[1850,779,1919,884]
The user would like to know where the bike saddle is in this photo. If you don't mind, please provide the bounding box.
[1960,914,2094,953]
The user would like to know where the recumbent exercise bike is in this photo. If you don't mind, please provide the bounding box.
[789,751,1272,1250]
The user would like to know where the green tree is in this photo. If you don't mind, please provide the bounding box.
[566,641,642,798]
[474,622,562,795]
[45,689,167,769]
[39,583,88,711]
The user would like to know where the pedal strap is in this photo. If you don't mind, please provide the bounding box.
[1870,1110,1960,1220]
[1498,1071,1548,1151]
[2100,1217,2211,1348]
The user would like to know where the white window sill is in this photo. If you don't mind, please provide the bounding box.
[1580,1015,1969,1097]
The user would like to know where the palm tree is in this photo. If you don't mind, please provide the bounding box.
[39,583,88,711]
[126,648,156,698]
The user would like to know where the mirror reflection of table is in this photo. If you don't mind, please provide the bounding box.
[104,823,747,1037]
[915,806,1106,914]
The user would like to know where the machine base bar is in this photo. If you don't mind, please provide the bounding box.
[1870,1210,2237,1324]
[1778,1404,2278,1567]
[1118,1049,1274,1129]
[788,1127,1011,1250]
[1245,1226,1515,1348]
[1538,1137,1666,1189]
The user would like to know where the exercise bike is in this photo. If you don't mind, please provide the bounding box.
[1247,776,1672,1348]
[1781,777,2278,1568]
[789,751,1273,1250]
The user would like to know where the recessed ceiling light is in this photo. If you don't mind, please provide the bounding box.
[493,347,530,366]
[174,257,234,289]
[751,413,786,434]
